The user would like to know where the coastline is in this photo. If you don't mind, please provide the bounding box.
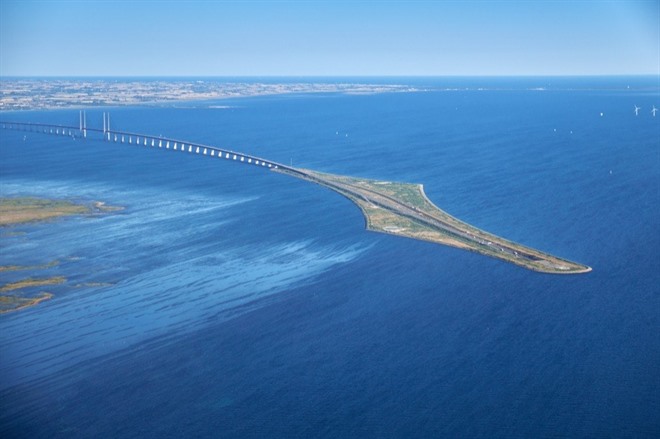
[276,167,591,274]
[0,197,123,226]
[0,79,420,111]
[0,197,122,314]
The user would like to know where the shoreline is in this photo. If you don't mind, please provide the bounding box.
[0,197,122,314]
[0,197,123,227]
[276,167,591,274]
[0,79,420,112]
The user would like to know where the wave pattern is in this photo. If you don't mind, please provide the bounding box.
[0,179,366,389]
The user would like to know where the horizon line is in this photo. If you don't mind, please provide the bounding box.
[1,74,659,79]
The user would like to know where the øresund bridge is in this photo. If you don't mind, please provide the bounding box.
[0,112,591,274]
[1,111,293,173]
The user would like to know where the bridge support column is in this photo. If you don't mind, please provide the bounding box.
[82,111,87,138]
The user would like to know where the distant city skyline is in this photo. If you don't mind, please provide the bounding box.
[1,0,658,77]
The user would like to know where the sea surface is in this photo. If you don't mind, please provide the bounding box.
[1,77,659,438]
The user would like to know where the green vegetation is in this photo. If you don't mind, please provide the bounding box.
[0,197,89,226]
[0,276,66,293]
[0,277,64,314]
[0,196,122,314]
[0,293,53,314]
[276,167,591,274]
[0,197,123,226]
[0,260,59,272]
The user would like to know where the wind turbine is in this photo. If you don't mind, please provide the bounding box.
[652,106,658,117]
[634,105,641,116]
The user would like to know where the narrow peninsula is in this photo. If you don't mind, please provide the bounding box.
[276,167,591,274]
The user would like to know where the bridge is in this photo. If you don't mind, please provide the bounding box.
[1,111,299,175]
[0,112,591,274]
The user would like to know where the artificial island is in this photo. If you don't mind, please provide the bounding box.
[1,116,591,275]
[278,167,591,274]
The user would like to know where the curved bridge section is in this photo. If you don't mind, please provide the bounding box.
[0,115,298,174]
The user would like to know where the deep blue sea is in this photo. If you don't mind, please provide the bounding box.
[1,77,659,438]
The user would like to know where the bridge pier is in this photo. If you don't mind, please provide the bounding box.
[80,110,87,138]
[1,118,286,176]
[102,112,110,136]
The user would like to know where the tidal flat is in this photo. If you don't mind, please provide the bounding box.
[0,197,121,313]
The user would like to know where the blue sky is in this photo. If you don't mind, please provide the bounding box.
[1,0,658,76]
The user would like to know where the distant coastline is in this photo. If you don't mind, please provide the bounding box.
[1,76,656,112]
[0,78,421,111]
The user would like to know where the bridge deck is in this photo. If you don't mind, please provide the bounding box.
[0,120,299,173]
[0,118,591,274]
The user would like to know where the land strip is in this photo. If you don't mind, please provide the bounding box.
[276,167,591,274]
[0,293,53,314]
[1,197,121,314]
[0,197,122,226]
[0,79,420,111]
[0,198,89,226]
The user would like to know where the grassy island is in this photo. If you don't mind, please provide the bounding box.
[0,277,64,314]
[0,276,66,293]
[0,198,89,226]
[276,167,591,274]
[0,292,54,314]
[0,197,121,314]
[0,197,123,227]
